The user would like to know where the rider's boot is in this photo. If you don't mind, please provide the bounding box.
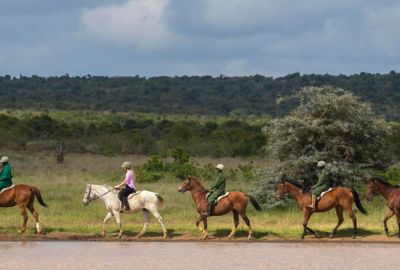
[307,195,316,210]
[120,198,130,212]
[207,203,213,217]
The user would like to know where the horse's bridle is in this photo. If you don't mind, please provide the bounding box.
[86,185,113,203]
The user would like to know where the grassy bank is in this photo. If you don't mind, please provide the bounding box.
[0,152,396,240]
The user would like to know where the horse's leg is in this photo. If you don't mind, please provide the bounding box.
[102,212,113,237]
[113,210,123,238]
[301,209,316,239]
[136,209,150,238]
[228,210,239,238]
[394,208,400,238]
[346,207,357,238]
[149,207,168,239]
[383,210,394,236]
[18,205,29,234]
[27,202,43,234]
[196,215,205,233]
[202,216,208,240]
[330,206,344,238]
[240,213,253,239]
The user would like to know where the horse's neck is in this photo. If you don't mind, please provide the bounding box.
[376,182,393,200]
[190,183,207,206]
[286,183,306,205]
[93,185,115,202]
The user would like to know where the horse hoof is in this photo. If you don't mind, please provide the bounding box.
[201,235,208,240]
[301,235,305,240]
[352,235,356,239]
[118,234,122,238]
[248,235,254,240]
[102,232,106,238]
[163,235,168,239]
[18,230,25,234]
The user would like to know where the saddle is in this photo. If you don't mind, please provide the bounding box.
[0,185,15,194]
[127,191,142,200]
[206,192,230,204]
[316,188,334,201]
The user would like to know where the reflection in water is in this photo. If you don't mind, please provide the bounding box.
[1,242,399,270]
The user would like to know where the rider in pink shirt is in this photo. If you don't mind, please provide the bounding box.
[114,161,136,211]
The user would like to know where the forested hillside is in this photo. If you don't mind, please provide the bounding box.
[0,72,399,119]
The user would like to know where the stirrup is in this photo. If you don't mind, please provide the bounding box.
[307,204,315,209]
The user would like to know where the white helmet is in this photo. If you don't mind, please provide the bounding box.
[0,156,9,163]
[317,161,326,167]
[216,164,224,170]
[121,161,131,169]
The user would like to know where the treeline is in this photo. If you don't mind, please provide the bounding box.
[0,72,399,120]
[0,113,265,157]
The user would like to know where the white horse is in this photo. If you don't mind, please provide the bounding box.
[82,184,167,239]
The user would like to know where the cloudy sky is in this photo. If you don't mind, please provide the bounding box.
[0,0,399,77]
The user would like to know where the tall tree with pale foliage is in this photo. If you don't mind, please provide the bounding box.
[254,86,392,206]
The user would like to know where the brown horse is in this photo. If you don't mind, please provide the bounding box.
[366,177,400,237]
[178,176,262,239]
[0,185,47,234]
[276,178,367,239]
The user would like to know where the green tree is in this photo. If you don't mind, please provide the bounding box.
[254,86,392,206]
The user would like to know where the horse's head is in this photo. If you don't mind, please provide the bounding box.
[366,178,379,201]
[82,184,94,206]
[276,180,289,200]
[178,176,193,193]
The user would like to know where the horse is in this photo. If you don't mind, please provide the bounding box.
[366,177,400,237]
[178,176,262,239]
[0,184,47,234]
[276,178,367,239]
[82,184,167,239]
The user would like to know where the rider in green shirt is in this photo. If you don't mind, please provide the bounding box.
[0,156,13,192]
[308,160,330,210]
[207,164,226,216]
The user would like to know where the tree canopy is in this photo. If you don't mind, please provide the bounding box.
[254,86,392,206]
[0,72,399,120]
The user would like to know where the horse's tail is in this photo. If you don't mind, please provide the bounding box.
[155,194,165,209]
[31,186,48,207]
[247,195,262,211]
[351,189,367,215]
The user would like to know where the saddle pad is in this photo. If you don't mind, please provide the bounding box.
[127,191,142,199]
[0,185,15,194]
[216,192,230,203]
[317,188,334,200]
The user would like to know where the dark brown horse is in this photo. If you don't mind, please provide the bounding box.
[0,185,47,233]
[276,178,367,239]
[178,176,262,239]
[366,177,400,237]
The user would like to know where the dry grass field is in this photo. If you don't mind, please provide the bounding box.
[0,151,396,241]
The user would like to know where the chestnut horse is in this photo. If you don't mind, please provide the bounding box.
[0,185,47,233]
[276,178,367,239]
[178,176,262,239]
[366,177,400,237]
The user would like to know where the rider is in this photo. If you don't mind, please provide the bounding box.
[308,160,330,210]
[114,161,136,212]
[0,156,13,192]
[206,164,226,216]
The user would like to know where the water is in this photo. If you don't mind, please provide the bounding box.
[0,241,398,270]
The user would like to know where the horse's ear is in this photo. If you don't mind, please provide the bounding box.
[187,175,192,181]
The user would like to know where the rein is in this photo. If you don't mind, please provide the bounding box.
[87,185,115,203]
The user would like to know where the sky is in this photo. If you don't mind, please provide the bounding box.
[0,0,399,77]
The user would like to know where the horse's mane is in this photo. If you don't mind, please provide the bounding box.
[281,178,307,192]
[187,176,206,190]
[371,177,395,188]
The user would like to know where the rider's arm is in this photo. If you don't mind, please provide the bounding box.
[312,170,327,188]
[114,178,127,189]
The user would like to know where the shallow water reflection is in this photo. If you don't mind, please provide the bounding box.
[1,241,399,270]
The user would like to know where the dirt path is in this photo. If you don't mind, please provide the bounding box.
[0,232,399,243]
